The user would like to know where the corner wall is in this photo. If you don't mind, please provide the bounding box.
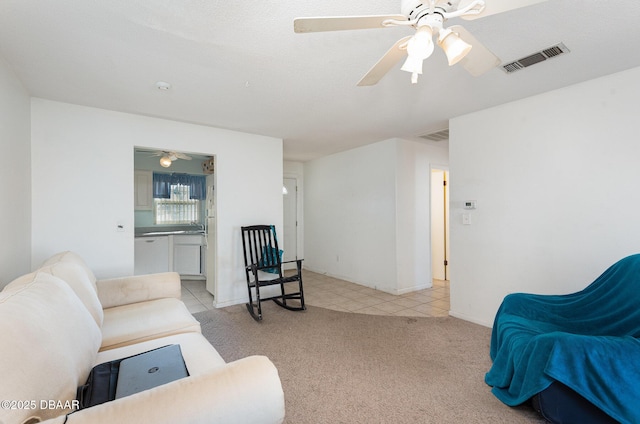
[304,138,448,294]
[449,66,640,326]
[304,139,398,292]
[0,55,31,286]
[30,99,283,307]
[396,139,449,293]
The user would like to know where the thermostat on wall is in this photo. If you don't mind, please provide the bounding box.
[464,200,477,210]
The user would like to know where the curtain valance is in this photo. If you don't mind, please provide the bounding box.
[153,172,206,200]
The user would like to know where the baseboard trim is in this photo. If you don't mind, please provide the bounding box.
[303,266,433,295]
[449,310,493,328]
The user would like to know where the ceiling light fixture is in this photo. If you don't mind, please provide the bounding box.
[401,25,434,84]
[159,156,172,167]
[438,28,472,66]
[156,81,171,90]
[399,12,473,84]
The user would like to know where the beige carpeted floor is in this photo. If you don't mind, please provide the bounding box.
[194,302,546,424]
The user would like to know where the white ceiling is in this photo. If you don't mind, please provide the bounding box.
[2,0,640,161]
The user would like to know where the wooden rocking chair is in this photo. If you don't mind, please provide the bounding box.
[241,225,306,321]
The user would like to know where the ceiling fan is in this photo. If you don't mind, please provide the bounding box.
[294,0,547,86]
[149,151,192,168]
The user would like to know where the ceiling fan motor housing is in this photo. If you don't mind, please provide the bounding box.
[401,0,457,21]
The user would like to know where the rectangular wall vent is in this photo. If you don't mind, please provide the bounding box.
[502,43,570,74]
[419,129,449,142]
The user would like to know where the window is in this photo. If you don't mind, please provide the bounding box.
[152,172,206,225]
[154,184,201,224]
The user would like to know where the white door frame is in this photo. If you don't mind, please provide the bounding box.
[431,165,450,281]
[283,173,303,268]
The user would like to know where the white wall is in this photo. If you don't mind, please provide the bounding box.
[449,65,640,327]
[305,139,398,292]
[304,138,448,294]
[0,55,31,286]
[30,99,283,307]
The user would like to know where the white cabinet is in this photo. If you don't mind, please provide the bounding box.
[134,170,153,210]
[134,236,170,275]
[135,234,205,277]
[173,235,204,276]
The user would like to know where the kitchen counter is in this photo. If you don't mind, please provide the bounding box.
[135,225,205,237]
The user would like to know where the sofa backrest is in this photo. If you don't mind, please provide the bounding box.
[40,251,97,285]
[0,272,102,424]
[38,261,104,327]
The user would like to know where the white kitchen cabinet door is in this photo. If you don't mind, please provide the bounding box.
[173,235,204,276]
[134,236,169,275]
[173,244,202,276]
[134,170,153,211]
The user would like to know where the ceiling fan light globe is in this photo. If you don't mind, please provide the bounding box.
[401,55,424,76]
[438,30,472,66]
[160,156,172,167]
[401,26,434,79]
[410,26,435,59]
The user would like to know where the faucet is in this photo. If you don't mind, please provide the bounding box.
[191,221,205,233]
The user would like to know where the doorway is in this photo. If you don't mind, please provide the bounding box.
[133,148,217,301]
[431,168,449,281]
[282,177,298,270]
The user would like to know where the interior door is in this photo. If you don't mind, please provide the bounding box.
[282,178,297,270]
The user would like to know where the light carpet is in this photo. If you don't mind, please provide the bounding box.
[194,302,545,424]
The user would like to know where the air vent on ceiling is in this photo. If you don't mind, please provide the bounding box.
[502,43,570,74]
[419,129,449,142]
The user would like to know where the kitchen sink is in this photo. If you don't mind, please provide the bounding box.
[140,230,205,236]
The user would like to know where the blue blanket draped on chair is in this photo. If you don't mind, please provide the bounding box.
[485,254,640,424]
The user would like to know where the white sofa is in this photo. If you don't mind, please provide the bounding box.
[0,251,285,424]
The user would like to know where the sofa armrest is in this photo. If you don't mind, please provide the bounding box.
[96,272,181,309]
[43,356,285,424]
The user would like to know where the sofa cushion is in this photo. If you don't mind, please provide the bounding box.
[41,251,97,285]
[0,272,102,424]
[37,261,104,327]
[95,332,226,375]
[100,298,201,351]
[96,272,182,309]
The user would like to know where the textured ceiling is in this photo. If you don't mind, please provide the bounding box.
[1,0,640,161]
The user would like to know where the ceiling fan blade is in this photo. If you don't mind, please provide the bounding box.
[460,0,548,20]
[450,25,501,76]
[357,36,412,86]
[174,152,192,160]
[294,15,406,33]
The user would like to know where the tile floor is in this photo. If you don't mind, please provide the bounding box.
[182,270,450,318]
[181,279,215,314]
[303,270,450,317]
